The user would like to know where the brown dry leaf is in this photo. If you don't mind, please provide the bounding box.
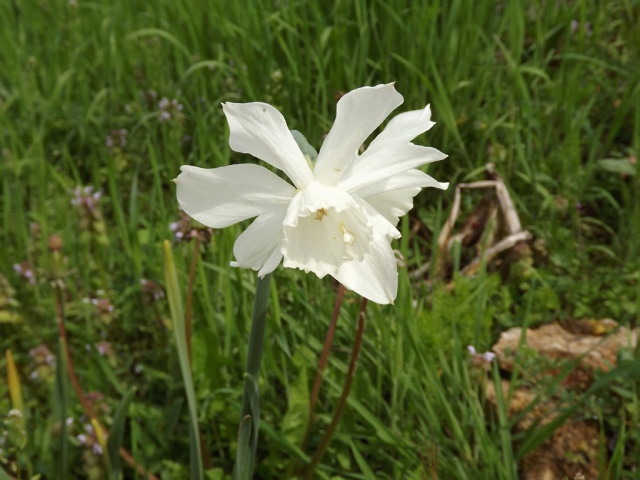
[413,163,532,281]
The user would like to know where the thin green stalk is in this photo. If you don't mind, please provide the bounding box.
[234,273,272,480]
[163,240,203,480]
[302,296,368,479]
[185,236,200,365]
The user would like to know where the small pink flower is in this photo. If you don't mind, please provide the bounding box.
[468,345,496,366]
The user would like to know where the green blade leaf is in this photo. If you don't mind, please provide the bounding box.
[0,466,12,480]
[163,240,203,480]
[235,415,253,480]
[106,388,136,480]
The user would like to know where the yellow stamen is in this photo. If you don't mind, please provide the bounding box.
[314,208,328,221]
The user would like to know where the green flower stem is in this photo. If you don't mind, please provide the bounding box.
[243,273,272,380]
[302,296,368,479]
[235,273,272,480]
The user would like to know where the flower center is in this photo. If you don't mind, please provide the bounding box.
[282,183,373,278]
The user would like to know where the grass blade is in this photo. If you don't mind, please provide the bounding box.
[0,466,11,480]
[107,388,136,480]
[5,350,24,418]
[163,240,203,480]
[236,414,253,480]
[491,362,517,479]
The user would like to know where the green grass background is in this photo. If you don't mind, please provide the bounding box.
[1,0,639,478]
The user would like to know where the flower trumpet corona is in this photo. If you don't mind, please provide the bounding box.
[175,84,448,304]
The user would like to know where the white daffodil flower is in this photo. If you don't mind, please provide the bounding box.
[175,84,448,304]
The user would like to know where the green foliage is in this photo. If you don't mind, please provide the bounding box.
[418,274,498,355]
[279,350,311,446]
[0,0,639,478]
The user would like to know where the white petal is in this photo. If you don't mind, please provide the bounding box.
[175,164,295,228]
[282,183,372,278]
[339,144,447,193]
[332,230,398,304]
[367,105,435,150]
[314,84,404,185]
[223,102,313,188]
[364,188,421,226]
[233,209,287,276]
[259,248,284,277]
[354,170,449,227]
[358,170,448,227]
[352,194,401,241]
[355,169,449,198]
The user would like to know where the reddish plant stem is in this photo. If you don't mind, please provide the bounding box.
[55,287,99,420]
[300,284,346,453]
[54,284,159,480]
[302,296,368,479]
